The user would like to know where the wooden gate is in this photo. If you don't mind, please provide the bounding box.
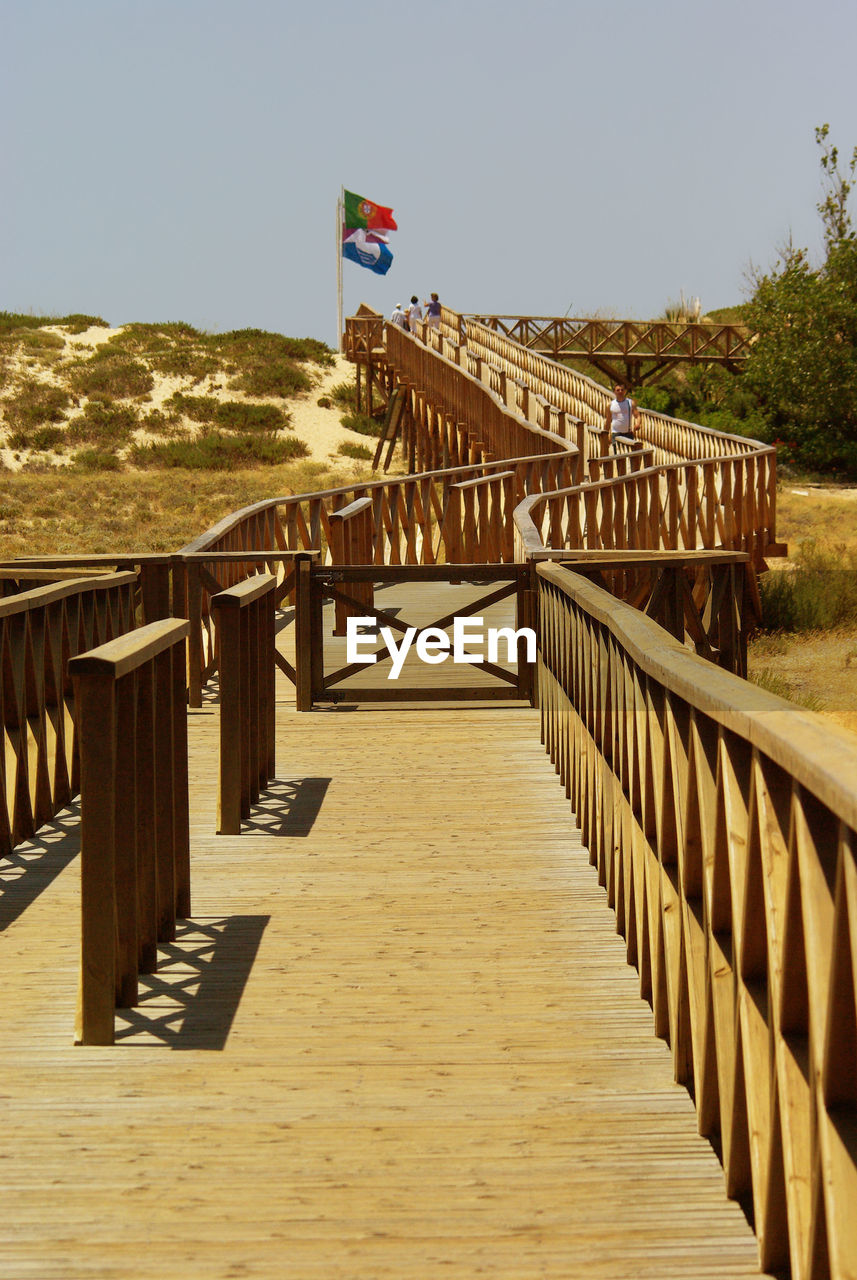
[293,562,535,709]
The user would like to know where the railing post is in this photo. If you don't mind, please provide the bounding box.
[139,560,171,622]
[172,641,191,918]
[186,561,203,708]
[74,673,117,1046]
[216,598,243,834]
[295,553,314,712]
[153,646,177,943]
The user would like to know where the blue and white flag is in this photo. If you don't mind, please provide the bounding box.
[342,226,393,276]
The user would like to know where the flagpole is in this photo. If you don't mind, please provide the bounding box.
[336,187,343,353]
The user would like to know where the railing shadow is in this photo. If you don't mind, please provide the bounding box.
[114,915,269,1050]
[241,777,331,836]
[0,803,80,932]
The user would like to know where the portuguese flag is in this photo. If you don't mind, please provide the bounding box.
[343,189,398,233]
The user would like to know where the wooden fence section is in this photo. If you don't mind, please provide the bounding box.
[211,575,276,835]
[69,618,190,1046]
[537,562,857,1280]
[3,553,175,623]
[514,456,776,564]
[0,571,138,857]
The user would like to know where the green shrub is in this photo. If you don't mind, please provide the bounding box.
[0,311,107,336]
[229,358,311,398]
[214,401,290,432]
[167,393,290,432]
[329,380,358,408]
[129,429,309,470]
[340,411,383,438]
[73,448,123,472]
[4,379,71,429]
[31,426,66,451]
[167,392,220,422]
[206,328,334,368]
[337,442,373,460]
[66,401,139,447]
[69,351,153,398]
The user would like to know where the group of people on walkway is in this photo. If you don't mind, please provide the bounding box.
[389,294,441,335]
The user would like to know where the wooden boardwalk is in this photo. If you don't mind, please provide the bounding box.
[0,588,772,1279]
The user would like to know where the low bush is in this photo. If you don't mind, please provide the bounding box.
[337,442,373,460]
[69,351,153,399]
[31,426,66,451]
[0,311,107,336]
[129,429,309,470]
[229,358,312,399]
[329,380,357,408]
[3,378,71,429]
[73,448,123,472]
[340,411,383,438]
[167,393,290,432]
[167,392,220,423]
[66,401,139,447]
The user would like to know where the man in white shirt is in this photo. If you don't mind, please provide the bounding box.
[604,382,641,452]
[390,303,408,330]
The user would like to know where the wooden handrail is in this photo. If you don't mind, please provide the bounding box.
[536,562,857,1278]
[210,576,276,835]
[70,618,191,1046]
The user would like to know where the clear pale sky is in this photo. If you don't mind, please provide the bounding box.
[4,0,856,346]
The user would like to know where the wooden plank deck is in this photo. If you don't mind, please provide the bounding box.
[0,583,772,1279]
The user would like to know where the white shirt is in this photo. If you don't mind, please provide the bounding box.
[609,397,634,435]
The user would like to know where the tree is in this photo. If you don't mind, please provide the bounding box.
[744,126,857,473]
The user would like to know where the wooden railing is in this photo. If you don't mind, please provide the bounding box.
[70,618,190,1046]
[537,561,857,1280]
[0,571,138,856]
[211,575,276,835]
[468,314,753,383]
[2,553,176,623]
[514,454,776,564]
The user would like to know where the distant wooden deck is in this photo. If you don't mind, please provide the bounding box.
[0,586,772,1279]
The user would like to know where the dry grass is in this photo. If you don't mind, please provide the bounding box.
[775,484,857,554]
[747,482,857,722]
[0,459,351,557]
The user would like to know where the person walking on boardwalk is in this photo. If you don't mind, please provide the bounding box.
[390,302,408,330]
[407,295,423,333]
[605,382,641,451]
[424,293,442,330]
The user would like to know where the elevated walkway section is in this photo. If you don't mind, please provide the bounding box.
[0,645,769,1277]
